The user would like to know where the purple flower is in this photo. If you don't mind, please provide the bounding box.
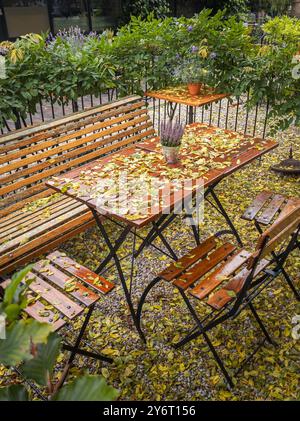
[187,25,193,32]
[191,45,198,53]
[160,119,185,147]
[210,52,217,59]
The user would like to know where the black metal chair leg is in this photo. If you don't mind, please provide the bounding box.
[202,330,235,389]
[248,302,277,346]
[174,289,234,389]
[96,224,132,274]
[68,304,95,365]
[280,267,300,301]
[136,277,162,335]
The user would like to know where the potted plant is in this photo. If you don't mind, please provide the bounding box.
[180,45,210,95]
[160,119,185,164]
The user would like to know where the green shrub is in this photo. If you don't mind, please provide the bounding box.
[0,12,299,132]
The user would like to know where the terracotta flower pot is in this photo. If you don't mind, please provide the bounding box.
[162,145,180,164]
[187,83,202,96]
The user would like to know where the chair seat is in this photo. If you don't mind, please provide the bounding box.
[1,251,115,331]
[158,236,270,311]
[241,191,300,226]
[0,194,94,274]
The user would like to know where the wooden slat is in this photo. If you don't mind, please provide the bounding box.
[255,194,286,225]
[189,249,251,300]
[254,204,300,256]
[0,184,49,211]
[0,100,146,154]
[0,189,53,219]
[24,300,66,331]
[159,236,217,281]
[0,198,83,241]
[33,261,100,307]
[276,198,300,222]
[241,191,273,221]
[24,273,83,319]
[207,258,270,310]
[0,125,155,199]
[0,204,88,256]
[173,243,236,290]
[0,195,70,230]
[0,211,93,270]
[0,217,94,275]
[253,217,300,264]
[0,114,151,178]
[0,95,142,144]
[0,121,154,186]
[48,251,114,294]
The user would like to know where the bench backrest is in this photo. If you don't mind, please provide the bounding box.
[0,95,156,218]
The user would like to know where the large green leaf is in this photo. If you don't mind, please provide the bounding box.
[1,265,34,323]
[0,385,29,401]
[53,375,119,401]
[3,265,33,307]
[0,319,52,366]
[22,332,62,386]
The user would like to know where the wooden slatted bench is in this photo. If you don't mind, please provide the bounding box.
[0,95,156,275]
[1,251,115,364]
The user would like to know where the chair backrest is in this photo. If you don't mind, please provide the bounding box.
[249,204,300,267]
[0,95,156,218]
[230,204,300,314]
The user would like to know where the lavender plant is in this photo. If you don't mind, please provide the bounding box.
[160,120,185,147]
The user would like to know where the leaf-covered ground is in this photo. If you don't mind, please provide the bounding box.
[1,121,300,401]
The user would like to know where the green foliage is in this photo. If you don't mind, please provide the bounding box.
[0,264,52,366]
[21,332,62,386]
[0,12,299,131]
[253,0,292,15]
[263,15,300,44]
[0,385,29,401]
[53,375,119,401]
[0,320,52,366]
[203,0,249,17]
[0,265,33,322]
[121,0,170,23]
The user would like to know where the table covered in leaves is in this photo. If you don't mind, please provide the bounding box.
[46,123,277,340]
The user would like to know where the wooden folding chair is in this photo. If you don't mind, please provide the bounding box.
[1,251,115,371]
[137,205,300,388]
[242,190,300,236]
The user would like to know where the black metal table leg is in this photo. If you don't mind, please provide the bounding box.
[95,223,132,274]
[91,210,146,342]
[188,105,194,124]
[205,184,243,247]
